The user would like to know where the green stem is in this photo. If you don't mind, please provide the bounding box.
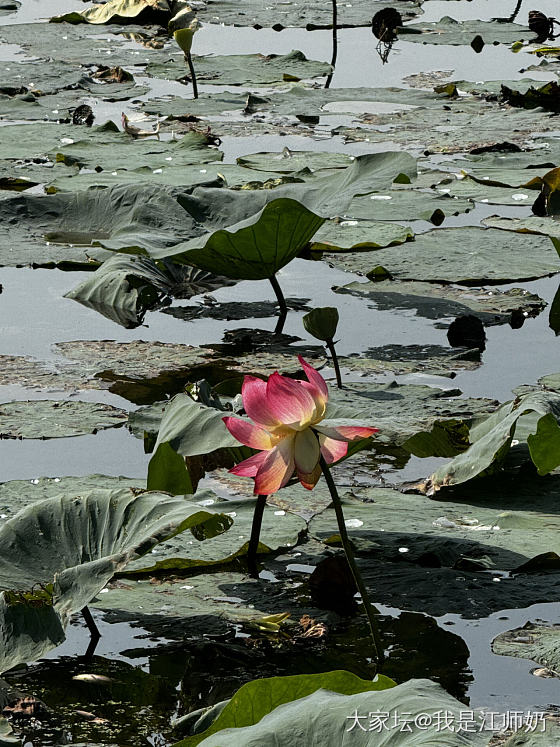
[319,455,383,664]
[185,52,199,99]
[270,275,288,334]
[247,494,267,578]
[326,338,343,389]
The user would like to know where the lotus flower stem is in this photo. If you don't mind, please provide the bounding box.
[319,454,383,664]
[269,274,288,334]
[508,0,522,23]
[325,338,343,389]
[325,0,338,89]
[81,606,101,641]
[247,493,267,578]
[185,52,199,99]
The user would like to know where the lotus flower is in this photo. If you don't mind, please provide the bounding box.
[223,357,377,495]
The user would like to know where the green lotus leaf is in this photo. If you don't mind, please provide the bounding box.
[175,670,395,747]
[421,389,560,493]
[177,678,488,747]
[65,254,236,328]
[0,487,232,672]
[322,227,560,284]
[493,622,560,676]
[171,198,326,280]
[335,280,546,326]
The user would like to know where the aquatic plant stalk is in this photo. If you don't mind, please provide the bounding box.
[319,454,383,664]
[270,274,288,334]
[325,338,342,388]
[185,52,199,99]
[81,605,101,640]
[247,493,267,578]
[325,0,338,89]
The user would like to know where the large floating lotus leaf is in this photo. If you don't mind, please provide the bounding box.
[53,340,214,395]
[322,227,560,284]
[236,150,354,174]
[0,122,110,161]
[154,153,417,264]
[52,0,175,25]
[309,479,560,573]
[441,176,538,206]
[335,280,547,326]
[147,50,332,86]
[53,128,222,173]
[46,162,291,193]
[445,148,560,187]
[0,183,203,267]
[180,679,486,747]
[0,22,170,67]
[340,190,473,223]
[0,400,127,439]
[169,198,326,280]
[0,487,232,672]
[340,345,481,378]
[482,216,560,243]
[492,623,560,675]
[176,671,395,747]
[50,340,321,403]
[298,477,560,617]
[64,254,236,328]
[0,475,144,521]
[403,17,531,46]
[126,495,307,573]
[421,390,560,494]
[0,60,86,96]
[310,221,413,252]
[324,381,498,447]
[141,85,438,120]
[177,0,421,30]
[334,96,559,153]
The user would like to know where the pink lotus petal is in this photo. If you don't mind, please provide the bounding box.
[297,462,322,490]
[298,356,328,410]
[253,437,295,495]
[319,435,348,464]
[222,416,277,450]
[332,425,378,440]
[314,423,378,442]
[266,372,317,428]
[230,450,268,477]
[294,428,320,475]
[242,376,281,428]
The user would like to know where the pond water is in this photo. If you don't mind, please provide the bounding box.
[1,0,560,744]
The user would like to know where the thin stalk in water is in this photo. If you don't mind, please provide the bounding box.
[319,454,383,664]
[247,494,267,578]
[185,52,199,99]
[81,606,101,641]
[325,0,338,88]
[325,338,342,388]
[270,274,288,334]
